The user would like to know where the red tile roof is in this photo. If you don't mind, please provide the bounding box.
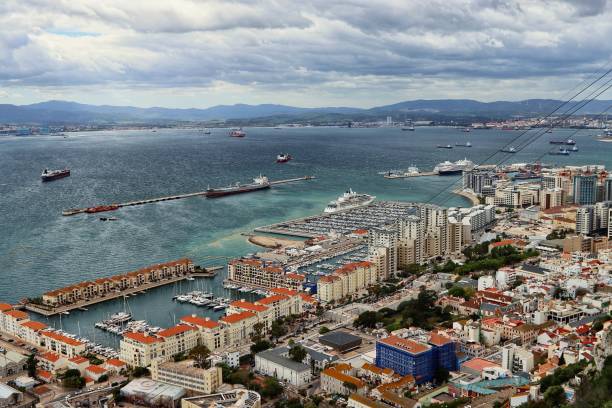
[123,331,162,344]
[230,300,269,312]
[20,321,48,331]
[37,370,52,380]
[3,310,28,319]
[41,331,83,347]
[334,261,373,275]
[40,352,61,363]
[105,358,127,367]
[86,365,107,374]
[68,356,89,364]
[286,273,305,281]
[257,294,289,305]
[0,303,12,312]
[270,288,298,296]
[220,311,256,324]
[379,336,430,354]
[429,332,453,346]
[180,315,220,329]
[157,324,195,338]
[462,358,500,372]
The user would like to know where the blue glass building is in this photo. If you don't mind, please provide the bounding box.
[375,334,458,384]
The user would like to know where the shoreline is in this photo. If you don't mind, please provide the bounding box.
[247,234,306,249]
[453,189,480,206]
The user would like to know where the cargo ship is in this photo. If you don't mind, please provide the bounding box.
[437,144,453,149]
[276,153,292,163]
[323,189,375,213]
[85,205,120,214]
[229,128,246,137]
[206,175,270,198]
[41,168,70,182]
[550,139,575,145]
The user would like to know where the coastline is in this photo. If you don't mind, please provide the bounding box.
[453,189,480,206]
[247,234,306,249]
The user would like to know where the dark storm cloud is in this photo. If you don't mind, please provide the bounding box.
[1,0,611,104]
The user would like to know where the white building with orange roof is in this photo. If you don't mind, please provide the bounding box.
[18,320,48,346]
[67,355,90,375]
[228,300,273,329]
[156,324,199,358]
[120,331,164,367]
[227,258,305,290]
[257,293,302,319]
[85,364,108,382]
[37,351,67,373]
[321,363,366,396]
[317,261,376,303]
[1,309,29,336]
[180,315,225,351]
[219,311,258,348]
[40,330,86,358]
[104,358,127,374]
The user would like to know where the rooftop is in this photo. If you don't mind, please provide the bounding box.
[379,336,430,354]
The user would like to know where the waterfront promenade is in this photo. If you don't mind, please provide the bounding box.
[453,189,480,205]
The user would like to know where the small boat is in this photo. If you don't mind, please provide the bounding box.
[402,124,415,131]
[455,142,472,147]
[437,144,453,149]
[462,127,472,132]
[549,148,570,156]
[570,146,579,152]
[500,147,517,153]
[204,128,212,134]
[229,128,246,137]
[276,153,292,163]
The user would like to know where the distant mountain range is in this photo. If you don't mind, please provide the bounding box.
[1,99,611,125]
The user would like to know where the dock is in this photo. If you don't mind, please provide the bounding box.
[24,273,207,317]
[383,171,437,179]
[62,176,315,216]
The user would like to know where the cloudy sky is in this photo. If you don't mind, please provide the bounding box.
[1,0,611,108]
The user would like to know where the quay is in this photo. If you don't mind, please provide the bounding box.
[25,273,200,317]
[383,171,437,179]
[62,175,315,216]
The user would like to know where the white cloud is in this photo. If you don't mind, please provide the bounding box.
[1,0,611,107]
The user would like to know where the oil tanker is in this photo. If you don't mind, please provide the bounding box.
[41,168,70,182]
[206,176,270,198]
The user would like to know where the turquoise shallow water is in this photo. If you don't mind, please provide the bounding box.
[0,126,609,345]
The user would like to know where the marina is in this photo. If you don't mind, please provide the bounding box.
[255,200,419,238]
[62,175,315,216]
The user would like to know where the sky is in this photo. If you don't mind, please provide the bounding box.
[1,0,612,108]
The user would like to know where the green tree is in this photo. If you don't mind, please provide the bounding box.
[343,381,358,394]
[26,354,37,377]
[251,339,273,354]
[353,311,378,328]
[62,375,85,389]
[251,322,266,342]
[270,319,288,340]
[188,344,211,368]
[131,366,150,378]
[543,385,566,406]
[319,326,330,334]
[289,344,307,363]
[261,377,284,398]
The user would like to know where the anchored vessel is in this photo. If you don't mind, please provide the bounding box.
[500,147,517,153]
[323,189,376,213]
[206,175,270,198]
[229,128,246,137]
[550,139,576,145]
[85,205,120,214]
[41,168,70,182]
[455,142,472,147]
[276,153,292,163]
[437,144,453,149]
[434,159,475,175]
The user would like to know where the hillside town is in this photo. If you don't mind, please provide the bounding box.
[1,163,612,408]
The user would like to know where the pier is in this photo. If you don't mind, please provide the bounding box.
[62,175,315,216]
[383,171,438,179]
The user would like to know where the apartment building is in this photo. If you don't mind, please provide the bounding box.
[317,261,376,303]
[151,359,223,394]
[42,259,195,306]
[227,259,305,290]
[321,364,366,396]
